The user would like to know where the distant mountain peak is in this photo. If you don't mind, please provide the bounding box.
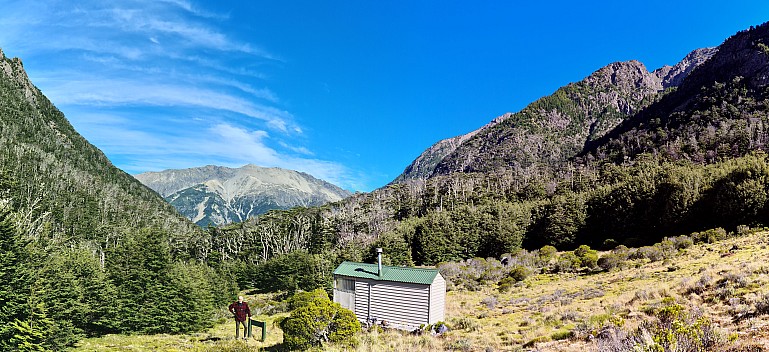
[135,164,351,226]
[390,112,514,184]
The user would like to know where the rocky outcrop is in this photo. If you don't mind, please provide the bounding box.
[654,47,718,88]
[582,22,769,159]
[0,49,39,106]
[429,60,666,177]
[135,164,351,226]
[391,113,513,183]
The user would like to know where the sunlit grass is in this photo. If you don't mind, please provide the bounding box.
[73,231,769,351]
[72,309,287,352]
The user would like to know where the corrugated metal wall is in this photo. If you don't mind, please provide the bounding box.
[336,275,446,330]
[351,278,430,328]
[354,280,370,324]
[429,274,446,323]
[334,277,355,312]
[370,281,429,327]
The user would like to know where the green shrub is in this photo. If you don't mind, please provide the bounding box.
[538,245,557,264]
[692,228,727,244]
[601,238,619,250]
[597,303,729,351]
[550,329,572,341]
[630,246,665,262]
[509,265,532,281]
[286,289,329,311]
[497,277,515,293]
[553,252,581,273]
[667,235,693,249]
[523,335,549,347]
[597,253,623,271]
[279,289,361,350]
[574,245,598,269]
[452,317,479,332]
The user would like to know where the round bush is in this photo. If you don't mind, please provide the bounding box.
[280,289,361,350]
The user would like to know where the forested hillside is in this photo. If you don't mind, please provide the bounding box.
[200,22,769,296]
[3,20,769,352]
[582,23,769,163]
[0,49,232,350]
[0,49,201,247]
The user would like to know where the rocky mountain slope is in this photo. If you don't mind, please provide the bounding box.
[582,24,769,162]
[391,113,513,183]
[121,23,769,321]
[393,47,717,182]
[214,22,769,264]
[135,164,351,226]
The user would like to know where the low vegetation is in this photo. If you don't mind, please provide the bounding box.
[68,227,769,351]
[4,21,769,352]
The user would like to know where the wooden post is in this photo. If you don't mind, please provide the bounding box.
[249,319,267,342]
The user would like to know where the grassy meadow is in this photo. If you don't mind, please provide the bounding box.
[72,231,769,351]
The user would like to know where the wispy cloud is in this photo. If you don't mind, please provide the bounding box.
[0,0,360,190]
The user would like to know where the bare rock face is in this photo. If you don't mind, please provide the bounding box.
[582,60,664,116]
[654,47,719,88]
[0,50,38,106]
[135,165,351,226]
[586,60,663,93]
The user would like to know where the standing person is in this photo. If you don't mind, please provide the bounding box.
[228,296,251,340]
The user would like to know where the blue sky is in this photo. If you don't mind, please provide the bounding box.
[0,1,767,192]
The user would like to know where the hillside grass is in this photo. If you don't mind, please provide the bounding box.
[72,310,287,352]
[72,231,769,351]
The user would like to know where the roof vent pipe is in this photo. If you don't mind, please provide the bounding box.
[376,248,383,277]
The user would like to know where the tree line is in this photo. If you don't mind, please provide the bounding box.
[0,173,234,351]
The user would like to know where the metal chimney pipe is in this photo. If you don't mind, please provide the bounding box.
[376,248,383,277]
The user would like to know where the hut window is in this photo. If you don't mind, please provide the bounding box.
[338,278,355,292]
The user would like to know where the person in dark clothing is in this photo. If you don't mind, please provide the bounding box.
[228,296,251,339]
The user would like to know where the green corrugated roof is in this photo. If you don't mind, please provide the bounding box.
[333,261,439,285]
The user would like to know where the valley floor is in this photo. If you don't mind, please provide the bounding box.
[73,231,769,351]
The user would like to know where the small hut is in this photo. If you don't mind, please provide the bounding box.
[332,249,445,330]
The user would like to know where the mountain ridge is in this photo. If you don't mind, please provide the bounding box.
[580,22,769,161]
[135,164,351,226]
[392,47,717,183]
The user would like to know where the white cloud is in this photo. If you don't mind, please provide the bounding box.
[98,119,356,188]
[0,0,363,190]
[280,142,315,156]
[35,74,293,132]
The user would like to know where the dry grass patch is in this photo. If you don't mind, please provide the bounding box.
[70,231,769,351]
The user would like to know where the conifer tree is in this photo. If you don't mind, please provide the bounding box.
[0,202,35,351]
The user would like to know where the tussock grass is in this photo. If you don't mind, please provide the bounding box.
[73,231,769,351]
